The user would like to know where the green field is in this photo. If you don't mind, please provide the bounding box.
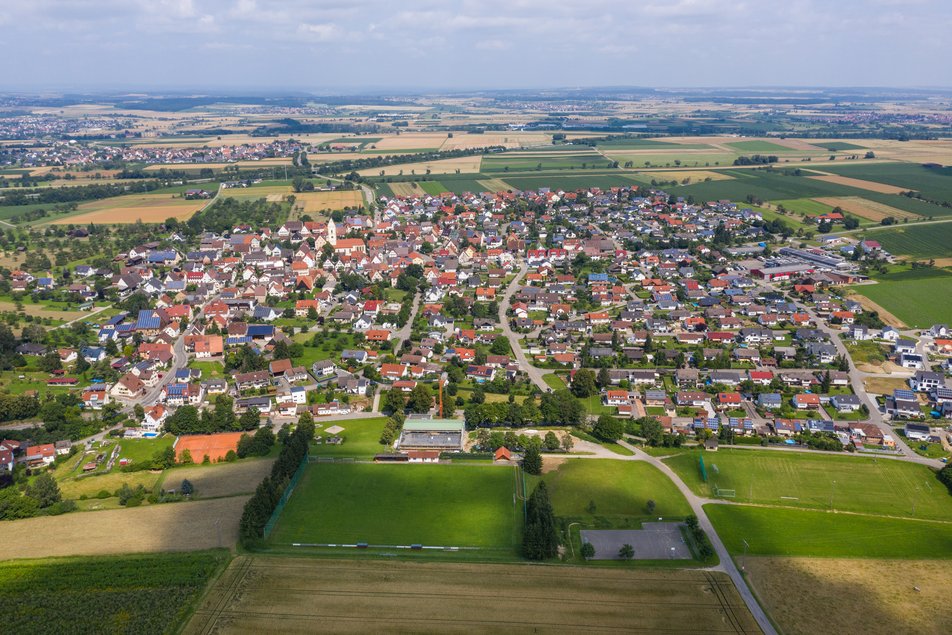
[706,504,952,558]
[312,417,390,458]
[772,198,836,216]
[727,140,798,153]
[665,449,952,521]
[481,153,615,173]
[816,141,868,151]
[596,139,713,150]
[503,174,640,191]
[542,460,692,520]
[0,551,228,634]
[268,463,520,548]
[868,222,952,259]
[821,162,952,203]
[418,181,447,195]
[847,268,952,328]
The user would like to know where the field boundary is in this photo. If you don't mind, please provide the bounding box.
[262,455,308,538]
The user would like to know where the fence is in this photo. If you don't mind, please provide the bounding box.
[262,455,309,539]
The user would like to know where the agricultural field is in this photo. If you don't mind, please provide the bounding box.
[846,268,952,328]
[813,196,919,222]
[771,198,836,217]
[267,462,520,549]
[821,162,952,203]
[541,460,692,520]
[706,504,952,558]
[161,458,275,498]
[292,189,363,213]
[665,449,952,520]
[502,174,641,192]
[356,155,483,176]
[726,140,797,153]
[218,182,289,202]
[634,169,734,183]
[0,551,228,635]
[597,138,714,150]
[808,174,907,194]
[744,556,952,635]
[0,496,245,559]
[867,222,952,260]
[481,152,616,173]
[46,192,207,225]
[185,556,760,634]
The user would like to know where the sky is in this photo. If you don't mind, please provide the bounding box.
[2,0,950,92]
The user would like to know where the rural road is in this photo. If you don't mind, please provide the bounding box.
[498,260,550,392]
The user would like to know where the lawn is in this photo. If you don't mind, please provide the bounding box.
[706,504,952,558]
[0,551,228,635]
[186,360,227,378]
[843,339,888,365]
[541,460,692,520]
[542,373,567,390]
[311,416,390,458]
[117,435,175,465]
[665,449,952,521]
[268,463,520,548]
[846,268,952,328]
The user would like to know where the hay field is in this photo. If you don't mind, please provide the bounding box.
[51,193,205,225]
[294,190,364,212]
[185,557,760,634]
[357,155,482,176]
[0,496,244,559]
[813,196,919,222]
[143,158,293,172]
[162,458,274,499]
[744,557,952,635]
[477,177,513,192]
[809,174,907,194]
[0,300,86,322]
[370,132,448,150]
[219,183,290,201]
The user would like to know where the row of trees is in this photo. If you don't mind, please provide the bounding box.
[0,472,74,521]
[164,396,261,436]
[523,482,559,560]
[239,414,315,545]
[463,391,584,428]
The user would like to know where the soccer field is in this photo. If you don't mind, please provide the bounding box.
[268,463,520,549]
[665,449,952,521]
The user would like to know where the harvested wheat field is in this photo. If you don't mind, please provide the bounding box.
[441,131,551,150]
[809,174,907,194]
[370,132,448,151]
[0,496,244,560]
[645,170,734,182]
[51,194,205,225]
[294,190,364,213]
[813,196,919,222]
[185,557,759,634]
[357,155,483,176]
[162,458,275,498]
[744,557,952,635]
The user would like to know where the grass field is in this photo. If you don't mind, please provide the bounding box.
[0,496,245,559]
[596,138,713,150]
[185,556,760,634]
[357,155,483,176]
[744,556,952,635]
[665,449,952,520]
[481,152,613,173]
[772,198,835,216]
[312,416,389,457]
[503,174,640,191]
[268,463,519,548]
[48,193,206,225]
[868,222,952,259]
[817,141,869,151]
[813,195,919,222]
[161,458,275,498]
[846,268,952,328]
[542,460,692,520]
[706,504,952,558]
[0,551,228,635]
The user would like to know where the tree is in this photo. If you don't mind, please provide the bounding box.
[640,417,664,446]
[523,482,559,560]
[26,472,61,508]
[407,384,433,413]
[618,543,634,560]
[561,433,574,452]
[181,479,194,496]
[383,388,406,414]
[646,499,656,514]
[821,370,831,393]
[133,403,145,420]
[593,415,624,442]
[522,444,543,475]
[543,431,560,451]
[239,407,261,431]
[597,366,611,389]
[570,369,597,398]
[581,542,596,560]
[490,336,510,355]
[180,448,194,464]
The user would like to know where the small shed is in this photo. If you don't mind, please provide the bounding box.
[494,447,512,462]
[704,437,719,452]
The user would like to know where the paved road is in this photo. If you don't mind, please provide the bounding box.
[498,260,550,392]
[392,291,420,351]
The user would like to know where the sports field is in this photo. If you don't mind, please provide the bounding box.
[185,556,761,634]
[312,416,390,458]
[665,449,952,520]
[744,556,952,635]
[846,268,952,328]
[705,504,952,558]
[175,432,244,462]
[50,193,205,225]
[268,463,520,549]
